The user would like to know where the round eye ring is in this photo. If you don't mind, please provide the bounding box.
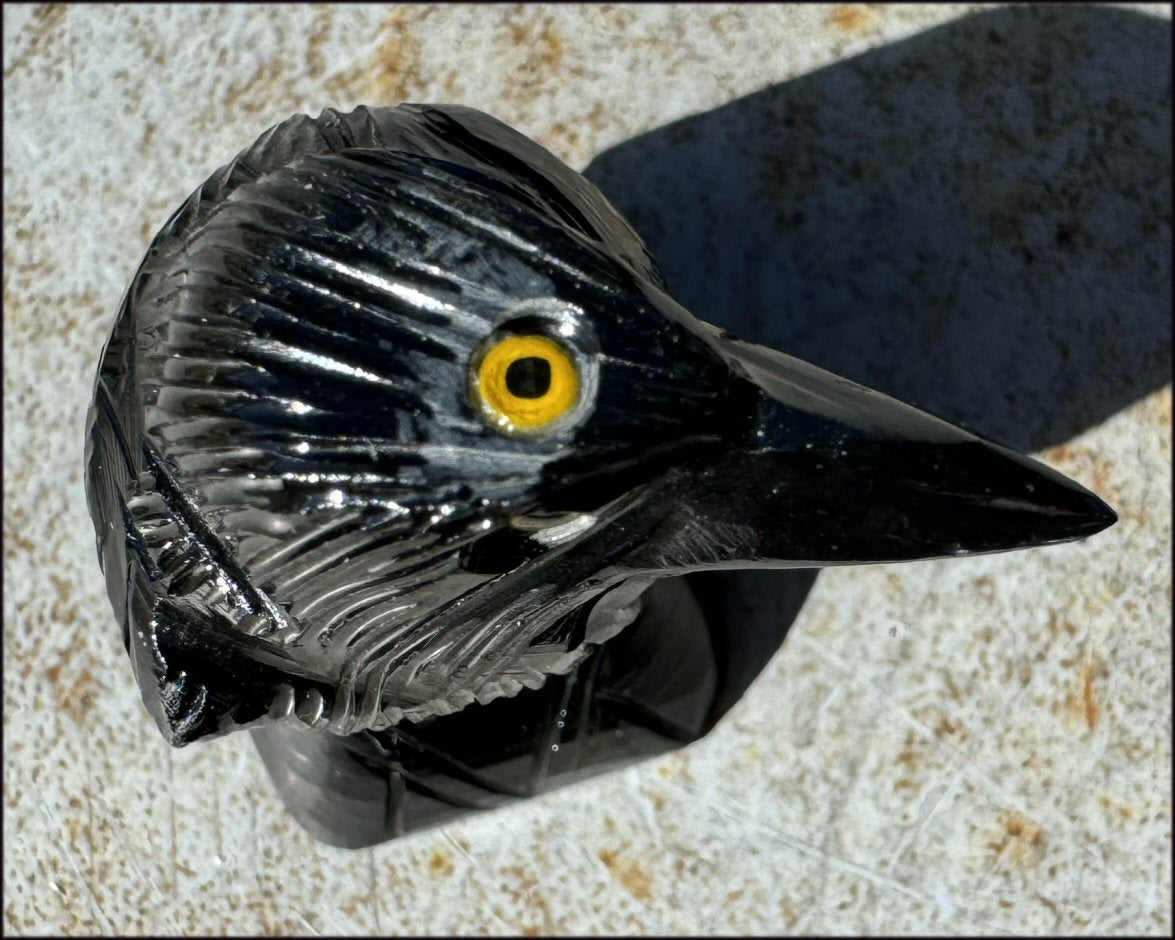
[472,333,585,437]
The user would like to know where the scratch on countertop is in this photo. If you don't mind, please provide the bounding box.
[36,794,115,935]
[366,849,382,935]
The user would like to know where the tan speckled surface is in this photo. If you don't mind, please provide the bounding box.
[4,4,1171,935]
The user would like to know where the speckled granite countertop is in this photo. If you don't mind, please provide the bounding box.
[3,3,1170,935]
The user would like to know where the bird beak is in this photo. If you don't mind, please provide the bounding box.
[627,332,1116,571]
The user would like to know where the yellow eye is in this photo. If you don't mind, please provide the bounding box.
[473,334,581,435]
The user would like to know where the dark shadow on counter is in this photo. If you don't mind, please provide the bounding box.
[583,5,1172,720]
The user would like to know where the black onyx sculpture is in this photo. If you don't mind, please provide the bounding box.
[84,104,1116,848]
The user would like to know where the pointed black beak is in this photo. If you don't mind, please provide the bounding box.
[633,333,1116,571]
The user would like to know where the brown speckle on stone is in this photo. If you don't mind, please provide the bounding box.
[1081,657,1102,732]
[828,4,878,33]
[989,811,1047,866]
[427,850,454,878]
[1062,647,1107,733]
[598,849,654,901]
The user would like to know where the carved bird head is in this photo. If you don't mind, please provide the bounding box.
[85,104,1115,746]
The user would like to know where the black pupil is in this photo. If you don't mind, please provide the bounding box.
[505,356,552,398]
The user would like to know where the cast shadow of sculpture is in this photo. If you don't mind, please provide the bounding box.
[584,5,1172,717]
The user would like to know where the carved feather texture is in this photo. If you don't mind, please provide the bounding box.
[86,104,730,739]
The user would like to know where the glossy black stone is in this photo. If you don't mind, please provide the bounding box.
[84,103,1116,847]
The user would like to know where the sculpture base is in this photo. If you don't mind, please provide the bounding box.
[252,570,814,847]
